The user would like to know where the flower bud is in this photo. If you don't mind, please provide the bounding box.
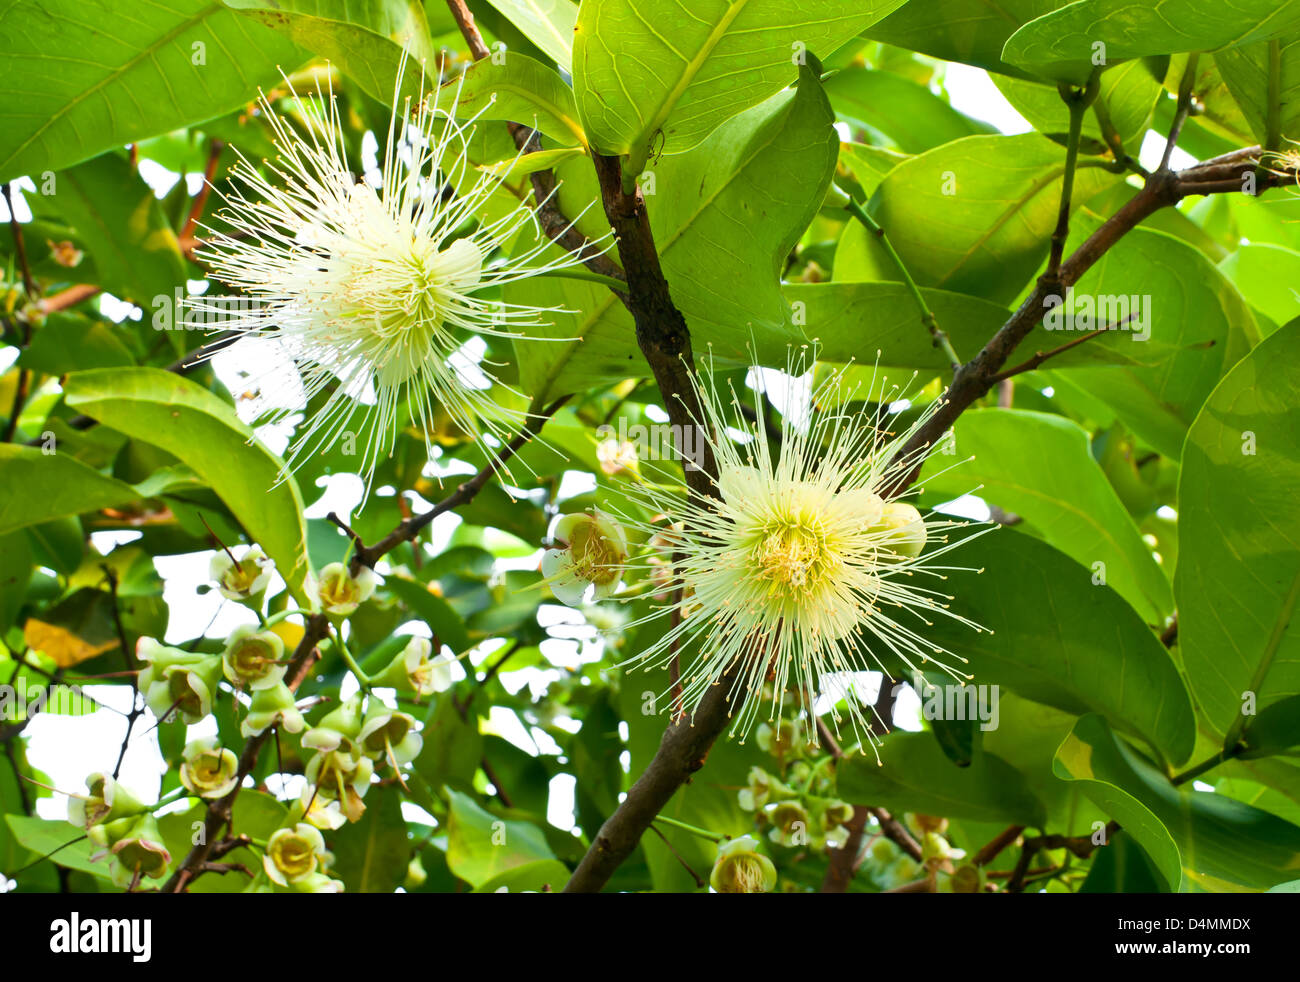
[948,863,984,893]
[371,637,451,697]
[241,682,306,737]
[68,773,148,829]
[541,510,628,607]
[301,693,364,753]
[108,813,171,886]
[710,835,777,893]
[222,624,287,690]
[209,545,274,601]
[136,638,222,724]
[756,718,806,758]
[871,502,928,560]
[180,737,240,799]
[357,700,423,766]
[263,823,326,886]
[308,562,377,616]
[290,870,345,893]
[766,800,811,848]
[303,747,373,826]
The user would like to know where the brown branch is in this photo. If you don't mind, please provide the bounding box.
[879,150,1290,498]
[445,0,626,285]
[3,182,37,300]
[346,395,570,573]
[973,824,1026,868]
[986,313,1135,385]
[179,140,224,244]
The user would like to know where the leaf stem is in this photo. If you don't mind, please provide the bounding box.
[651,815,728,843]
[843,197,961,374]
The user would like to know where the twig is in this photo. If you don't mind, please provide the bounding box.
[844,197,960,373]
[648,822,707,889]
[347,395,570,573]
[104,566,143,780]
[1160,54,1200,173]
[1046,76,1099,281]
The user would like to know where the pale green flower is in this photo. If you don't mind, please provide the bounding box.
[710,835,777,894]
[180,737,240,799]
[222,624,287,690]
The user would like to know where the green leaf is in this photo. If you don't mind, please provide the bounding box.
[1045,225,1259,460]
[864,0,1061,80]
[444,788,555,888]
[473,858,571,892]
[481,0,577,72]
[515,64,836,398]
[449,51,586,147]
[837,734,1046,826]
[20,314,136,375]
[922,408,1173,622]
[0,445,139,536]
[1056,714,1300,891]
[1217,37,1300,149]
[223,0,435,104]
[385,575,472,654]
[1080,829,1168,892]
[823,67,995,153]
[1004,0,1300,84]
[414,692,483,791]
[1177,321,1300,742]
[993,58,1162,147]
[330,786,410,893]
[0,0,304,182]
[925,529,1195,765]
[1218,244,1300,331]
[3,816,112,881]
[839,134,1118,305]
[63,368,311,602]
[29,153,185,310]
[0,530,31,632]
[1241,695,1300,759]
[572,0,906,171]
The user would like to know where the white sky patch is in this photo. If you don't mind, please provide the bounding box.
[932,493,993,523]
[547,773,577,831]
[1140,129,1197,172]
[944,64,1032,134]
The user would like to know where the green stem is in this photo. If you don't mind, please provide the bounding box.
[1045,75,1099,280]
[652,815,727,843]
[263,608,315,628]
[1171,748,1235,787]
[843,197,961,373]
[331,623,371,692]
[534,267,627,293]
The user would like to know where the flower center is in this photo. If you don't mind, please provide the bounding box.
[754,519,832,597]
[569,522,622,586]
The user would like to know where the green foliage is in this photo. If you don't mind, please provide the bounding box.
[1,0,1298,899]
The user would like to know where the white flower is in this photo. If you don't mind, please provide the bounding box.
[307,562,377,616]
[187,58,607,489]
[179,737,240,799]
[209,545,274,601]
[541,510,629,606]
[616,353,988,746]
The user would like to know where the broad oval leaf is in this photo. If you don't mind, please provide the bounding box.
[1177,320,1300,742]
[63,368,311,601]
[572,0,906,171]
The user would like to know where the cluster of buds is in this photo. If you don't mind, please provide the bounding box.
[297,691,422,830]
[738,763,854,852]
[541,510,629,607]
[858,815,971,891]
[68,774,170,887]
